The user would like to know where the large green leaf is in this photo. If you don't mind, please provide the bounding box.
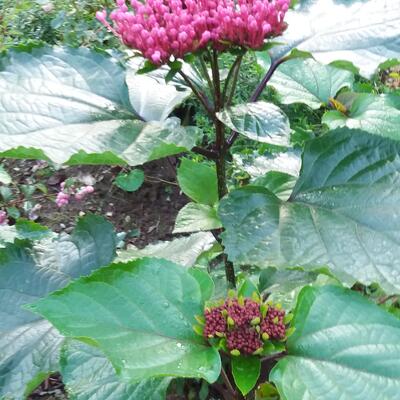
[323,93,400,138]
[61,340,171,400]
[177,158,218,206]
[217,102,290,146]
[117,232,216,268]
[270,285,400,400]
[253,172,297,201]
[271,0,400,78]
[220,128,400,293]
[173,203,222,233]
[234,150,301,179]
[0,215,116,400]
[30,258,221,383]
[257,56,354,109]
[126,66,191,122]
[0,47,199,165]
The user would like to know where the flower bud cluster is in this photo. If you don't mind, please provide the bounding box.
[203,294,289,356]
[56,181,94,208]
[97,0,290,65]
[261,305,286,339]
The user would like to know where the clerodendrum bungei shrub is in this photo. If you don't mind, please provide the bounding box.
[1,0,400,399]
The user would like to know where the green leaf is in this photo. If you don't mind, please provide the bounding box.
[61,340,172,400]
[6,206,20,219]
[253,172,297,201]
[220,128,400,293]
[177,158,218,206]
[259,267,320,294]
[0,215,116,400]
[234,150,302,179]
[30,258,222,383]
[255,382,280,399]
[323,93,400,139]
[116,232,216,268]
[259,267,324,309]
[271,0,400,78]
[0,164,12,184]
[126,66,190,122]
[270,286,400,400]
[0,220,52,247]
[238,278,259,298]
[256,56,354,109]
[0,225,17,247]
[216,102,290,146]
[0,185,14,201]
[0,47,199,166]
[117,232,215,267]
[188,268,215,303]
[115,169,145,192]
[231,356,261,396]
[15,219,51,241]
[174,203,222,233]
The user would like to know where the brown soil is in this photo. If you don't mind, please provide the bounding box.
[2,157,188,248]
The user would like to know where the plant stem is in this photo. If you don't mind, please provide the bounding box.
[192,145,218,160]
[221,367,238,399]
[199,53,215,98]
[210,49,237,288]
[178,70,215,118]
[210,49,228,198]
[225,56,288,148]
[222,54,243,107]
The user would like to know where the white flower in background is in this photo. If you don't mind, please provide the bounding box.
[41,2,54,13]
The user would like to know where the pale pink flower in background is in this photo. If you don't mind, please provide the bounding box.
[42,2,54,13]
[96,0,290,65]
[56,191,71,208]
[75,186,95,201]
[56,182,95,207]
[0,210,8,225]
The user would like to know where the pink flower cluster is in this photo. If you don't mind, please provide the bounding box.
[97,0,290,64]
[56,182,94,208]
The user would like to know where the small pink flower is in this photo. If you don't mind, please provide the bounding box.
[56,192,70,208]
[74,186,95,201]
[42,2,54,13]
[0,210,8,225]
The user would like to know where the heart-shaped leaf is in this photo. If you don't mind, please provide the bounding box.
[217,102,290,146]
[323,93,400,139]
[271,0,400,78]
[220,128,400,293]
[115,169,145,192]
[257,55,354,109]
[0,47,199,165]
[30,258,221,383]
[0,215,116,399]
[177,158,218,206]
[271,285,400,400]
[61,340,172,400]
